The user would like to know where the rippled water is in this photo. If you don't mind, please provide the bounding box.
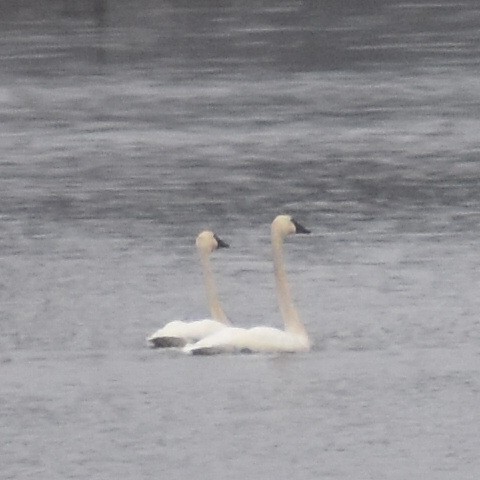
[1,1,480,478]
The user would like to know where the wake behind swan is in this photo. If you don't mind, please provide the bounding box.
[184,215,311,355]
[147,230,230,348]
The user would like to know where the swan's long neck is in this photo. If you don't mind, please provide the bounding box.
[199,249,230,325]
[272,230,308,338]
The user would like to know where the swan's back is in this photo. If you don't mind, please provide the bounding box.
[247,326,310,352]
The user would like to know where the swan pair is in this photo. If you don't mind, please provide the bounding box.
[147,215,311,354]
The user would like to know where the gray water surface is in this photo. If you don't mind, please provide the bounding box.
[1,1,480,478]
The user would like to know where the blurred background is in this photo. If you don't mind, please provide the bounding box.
[1,0,480,349]
[1,1,480,478]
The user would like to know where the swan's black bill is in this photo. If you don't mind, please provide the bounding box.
[292,218,311,234]
[214,234,229,248]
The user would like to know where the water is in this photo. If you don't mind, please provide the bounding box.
[1,1,480,478]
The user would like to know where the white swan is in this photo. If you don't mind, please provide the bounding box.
[184,215,311,355]
[147,230,230,348]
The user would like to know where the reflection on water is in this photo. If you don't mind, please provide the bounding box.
[1,1,480,479]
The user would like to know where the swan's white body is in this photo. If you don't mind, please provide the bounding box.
[185,326,309,354]
[184,215,311,355]
[147,231,230,348]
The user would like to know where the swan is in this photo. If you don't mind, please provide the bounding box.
[147,230,230,348]
[184,215,311,355]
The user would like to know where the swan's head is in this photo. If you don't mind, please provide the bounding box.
[196,230,229,253]
[272,215,311,238]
